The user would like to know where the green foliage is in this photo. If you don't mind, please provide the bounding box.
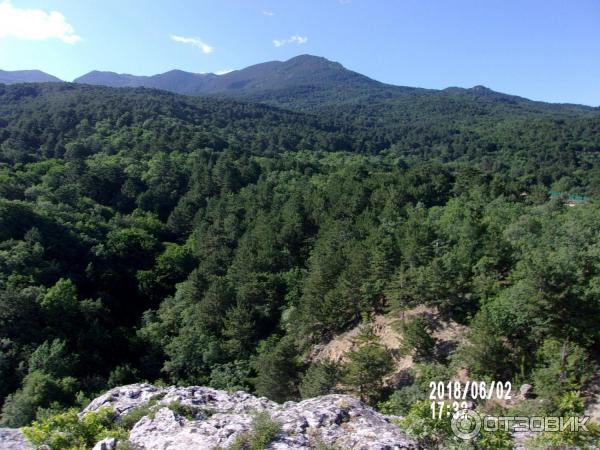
[341,323,393,405]
[229,412,281,450]
[299,361,340,399]
[524,420,600,449]
[474,425,513,450]
[21,407,127,450]
[399,400,453,449]
[1,81,600,433]
[252,336,299,403]
[209,361,252,392]
[379,363,450,416]
[221,301,257,359]
[400,401,513,449]
[167,400,200,420]
[40,278,78,322]
[107,365,140,388]
[398,316,437,361]
[116,400,159,431]
[378,383,421,416]
[532,339,591,409]
[28,339,74,377]
[0,371,78,427]
[454,310,513,379]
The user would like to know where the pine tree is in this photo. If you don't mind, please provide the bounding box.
[342,322,393,404]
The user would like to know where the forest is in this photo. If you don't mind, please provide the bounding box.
[1,82,600,448]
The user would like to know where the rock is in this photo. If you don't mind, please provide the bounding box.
[83,384,419,449]
[0,428,34,450]
[519,384,533,399]
[93,437,118,450]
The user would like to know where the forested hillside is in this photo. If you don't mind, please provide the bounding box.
[73,55,600,180]
[1,82,600,448]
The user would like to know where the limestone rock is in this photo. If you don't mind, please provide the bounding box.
[83,383,419,449]
[519,384,533,399]
[92,437,118,450]
[0,428,34,450]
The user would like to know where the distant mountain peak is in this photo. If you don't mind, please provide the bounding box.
[286,54,342,65]
[0,69,62,84]
[72,54,377,98]
[63,55,594,111]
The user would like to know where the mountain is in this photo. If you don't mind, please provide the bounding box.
[0,82,353,161]
[204,54,380,93]
[72,70,147,88]
[1,81,600,447]
[74,69,217,95]
[74,55,598,117]
[73,55,377,100]
[0,69,61,84]
[72,54,419,108]
[7,56,598,117]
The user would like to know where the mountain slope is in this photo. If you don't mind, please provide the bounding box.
[75,69,217,94]
[72,70,147,88]
[73,55,599,116]
[0,69,61,84]
[74,54,378,100]
[0,82,353,163]
[1,81,600,445]
[2,81,599,163]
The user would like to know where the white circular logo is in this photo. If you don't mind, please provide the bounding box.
[451,409,481,440]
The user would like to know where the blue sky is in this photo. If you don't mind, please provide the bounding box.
[0,0,598,105]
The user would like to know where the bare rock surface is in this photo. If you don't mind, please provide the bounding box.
[0,428,34,450]
[83,383,419,449]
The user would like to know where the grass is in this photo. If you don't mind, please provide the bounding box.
[166,400,201,420]
[117,398,162,430]
[229,412,281,450]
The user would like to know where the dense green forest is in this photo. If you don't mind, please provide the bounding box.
[1,82,600,447]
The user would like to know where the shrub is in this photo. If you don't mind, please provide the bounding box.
[21,407,127,450]
[0,371,78,427]
[230,412,281,450]
[167,400,200,420]
[378,383,421,416]
[117,402,157,430]
[209,361,252,392]
[399,400,452,448]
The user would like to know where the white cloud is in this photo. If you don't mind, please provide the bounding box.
[262,10,275,16]
[170,35,213,54]
[215,69,234,75]
[273,35,308,48]
[0,1,81,44]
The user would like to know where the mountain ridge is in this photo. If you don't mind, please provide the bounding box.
[0,69,61,85]
[73,54,383,99]
[2,55,597,109]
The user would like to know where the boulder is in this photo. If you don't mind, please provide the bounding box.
[0,428,34,450]
[519,384,533,399]
[92,437,118,450]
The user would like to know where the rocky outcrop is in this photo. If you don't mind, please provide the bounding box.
[0,428,34,450]
[82,383,419,449]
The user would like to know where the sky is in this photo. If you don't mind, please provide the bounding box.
[0,0,598,106]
